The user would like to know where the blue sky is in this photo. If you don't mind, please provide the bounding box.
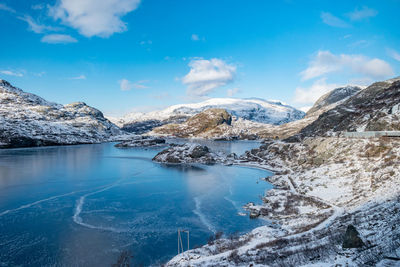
[0,0,399,116]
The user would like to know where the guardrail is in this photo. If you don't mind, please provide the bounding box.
[343,131,400,138]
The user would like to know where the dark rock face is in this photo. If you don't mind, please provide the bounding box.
[342,225,365,249]
[189,145,209,158]
[0,134,64,149]
[121,120,165,134]
[298,79,400,138]
[121,116,188,134]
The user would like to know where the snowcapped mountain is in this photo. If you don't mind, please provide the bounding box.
[0,80,125,148]
[109,98,305,134]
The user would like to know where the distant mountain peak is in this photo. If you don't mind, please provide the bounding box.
[306,85,362,116]
[110,97,305,134]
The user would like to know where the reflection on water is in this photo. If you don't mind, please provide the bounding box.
[0,142,271,266]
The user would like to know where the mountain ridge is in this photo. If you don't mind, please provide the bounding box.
[297,77,400,138]
[0,80,125,148]
[108,97,305,134]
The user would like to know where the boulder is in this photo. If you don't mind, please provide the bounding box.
[342,225,365,249]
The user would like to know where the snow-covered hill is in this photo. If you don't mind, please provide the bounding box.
[299,77,400,138]
[306,85,362,116]
[109,98,305,134]
[0,80,126,148]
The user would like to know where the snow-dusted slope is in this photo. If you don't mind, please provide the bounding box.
[109,98,305,134]
[166,137,400,266]
[255,85,363,140]
[306,85,362,116]
[0,80,125,148]
[299,77,400,138]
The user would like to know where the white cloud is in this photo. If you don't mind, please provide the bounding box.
[18,15,61,34]
[387,48,400,62]
[182,58,236,97]
[227,88,240,97]
[41,34,77,44]
[69,74,86,80]
[191,34,199,41]
[191,34,205,41]
[348,40,370,48]
[0,3,15,13]
[133,80,149,89]
[119,79,148,91]
[321,12,350,28]
[119,79,132,91]
[299,106,312,113]
[0,70,23,77]
[347,6,378,21]
[348,77,373,87]
[50,0,141,38]
[31,4,45,10]
[300,50,394,81]
[294,78,339,105]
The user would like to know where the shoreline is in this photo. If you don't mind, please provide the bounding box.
[165,136,400,266]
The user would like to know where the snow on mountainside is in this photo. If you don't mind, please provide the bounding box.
[0,80,126,148]
[306,85,362,116]
[109,98,305,134]
[248,85,363,140]
[298,77,400,138]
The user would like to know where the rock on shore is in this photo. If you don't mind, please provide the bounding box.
[115,136,166,148]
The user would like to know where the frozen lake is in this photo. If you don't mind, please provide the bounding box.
[0,141,272,266]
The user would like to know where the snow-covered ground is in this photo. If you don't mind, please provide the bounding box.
[164,136,400,266]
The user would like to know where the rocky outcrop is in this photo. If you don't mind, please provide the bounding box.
[152,144,220,165]
[118,117,188,135]
[150,108,233,138]
[115,136,166,148]
[0,80,125,148]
